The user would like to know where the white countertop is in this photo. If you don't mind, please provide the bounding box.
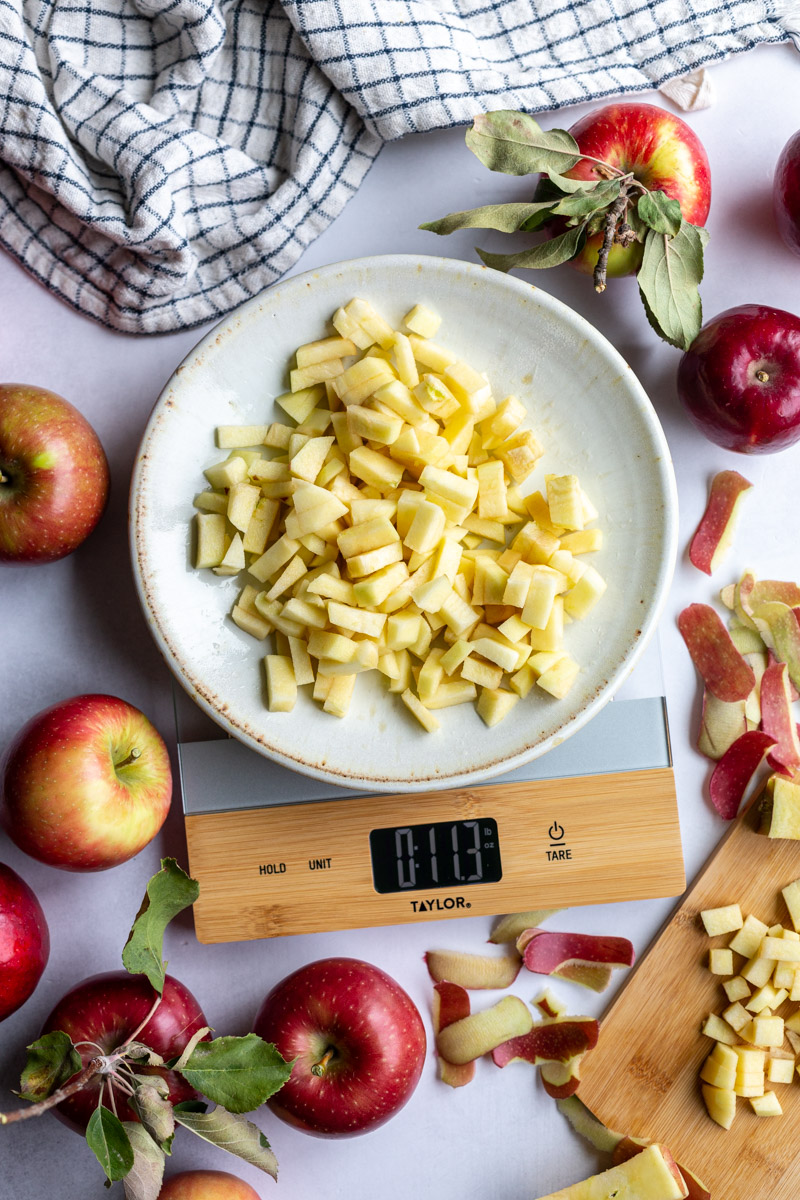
[2,40,800,1199]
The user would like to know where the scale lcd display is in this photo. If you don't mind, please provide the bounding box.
[369,818,502,894]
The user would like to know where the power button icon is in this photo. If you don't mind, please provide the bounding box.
[548,821,565,843]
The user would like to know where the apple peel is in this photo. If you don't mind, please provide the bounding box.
[540,1054,585,1099]
[435,994,533,1064]
[491,1016,599,1068]
[689,470,752,575]
[697,691,748,761]
[678,603,756,702]
[708,729,776,819]
[760,660,800,772]
[425,948,521,990]
[489,909,563,944]
[432,981,474,1088]
[533,987,567,1019]
[516,929,635,992]
[752,602,800,692]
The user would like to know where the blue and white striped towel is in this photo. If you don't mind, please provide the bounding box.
[1,0,797,334]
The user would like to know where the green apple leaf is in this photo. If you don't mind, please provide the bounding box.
[637,190,683,237]
[18,1031,82,1103]
[545,171,602,194]
[122,858,199,994]
[121,1124,165,1200]
[86,1105,135,1182]
[174,1106,279,1180]
[420,200,556,236]
[466,111,581,177]
[124,1042,165,1067]
[552,179,621,218]
[637,222,708,350]
[177,1033,294,1114]
[476,224,586,272]
[131,1079,175,1149]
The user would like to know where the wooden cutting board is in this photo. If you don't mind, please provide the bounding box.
[579,795,800,1199]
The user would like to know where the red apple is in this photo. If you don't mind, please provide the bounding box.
[561,102,711,277]
[774,129,800,258]
[0,383,109,564]
[0,863,49,1020]
[41,970,207,1132]
[159,1171,261,1200]
[677,305,800,452]
[1,694,172,871]
[252,957,426,1137]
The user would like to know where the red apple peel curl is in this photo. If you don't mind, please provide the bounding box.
[689,470,752,576]
[516,929,635,992]
[432,982,474,1088]
[708,729,776,819]
[678,603,756,702]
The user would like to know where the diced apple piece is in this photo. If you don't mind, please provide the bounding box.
[562,564,606,620]
[532,1143,689,1200]
[768,1056,795,1084]
[751,1091,782,1116]
[740,953,776,988]
[761,934,800,961]
[436,995,533,1064]
[701,1013,739,1045]
[404,500,446,554]
[495,429,543,483]
[322,673,356,719]
[194,512,228,569]
[403,304,441,338]
[517,929,634,991]
[431,981,474,1088]
[709,948,734,975]
[761,774,800,840]
[701,903,743,936]
[215,423,270,448]
[708,730,777,820]
[678,603,757,702]
[702,1084,737,1130]
[729,913,769,957]
[723,975,751,1003]
[212,531,245,576]
[546,475,585,531]
[722,1000,750,1032]
[265,555,306,601]
[264,655,297,712]
[476,687,519,727]
[689,470,753,575]
[400,689,439,733]
[193,490,228,515]
[537,655,580,700]
[204,454,248,490]
[782,878,800,932]
[741,1016,784,1046]
[425,948,521,990]
[348,445,404,491]
[231,605,272,640]
[700,1052,736,1091]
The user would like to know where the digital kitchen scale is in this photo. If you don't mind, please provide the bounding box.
[176,636,685,943]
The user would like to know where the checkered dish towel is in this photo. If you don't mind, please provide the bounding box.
[1,0,798,334]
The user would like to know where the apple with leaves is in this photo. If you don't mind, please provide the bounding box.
[1,693,172,871]
[0,860,292,1198]
[774,129,800,258]
[253,957,427,1136]
[40,971,208,1132]
[558,103,711,280]
[0,862,49,1020]
[677,304,800,452]
[422,104,711,349]
[0,383,109,565]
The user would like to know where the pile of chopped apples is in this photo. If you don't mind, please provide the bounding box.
[699,894,800,1127]
[678,569,800,819]
[191,299,607,730]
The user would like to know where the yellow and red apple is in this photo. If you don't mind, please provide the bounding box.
[561,102,711,277]
[0,862,49,1020]
[0,383,109,565]
[1,694,172,871]
[159,1171,262,1200]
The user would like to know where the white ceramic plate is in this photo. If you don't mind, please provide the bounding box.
[130,255,678,793]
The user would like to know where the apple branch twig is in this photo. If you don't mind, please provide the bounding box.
[0,1058,105,1125]
[593,190,631,294]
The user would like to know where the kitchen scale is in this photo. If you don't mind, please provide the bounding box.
[176,635,685,944]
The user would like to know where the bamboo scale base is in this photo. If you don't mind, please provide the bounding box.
[185,767,683,943]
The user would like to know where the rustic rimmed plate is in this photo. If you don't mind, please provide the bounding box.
[130,255,677,793]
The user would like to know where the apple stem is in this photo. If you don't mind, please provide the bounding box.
[0,469,6,485]
[311,1048,336,1077]
[121,994,163,1048]
[0,1059,104,1125]
[594,190,632,294]
[756,370,770,383]
[116,747,142,770]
